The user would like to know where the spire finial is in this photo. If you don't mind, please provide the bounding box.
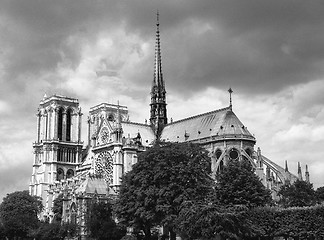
[285,160,288,172]
[116,100,121,127]
[228,87,233,109]
[305,164,310,183]
[298,162,303,180]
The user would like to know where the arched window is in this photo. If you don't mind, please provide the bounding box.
[57,108,63,141]
[70,203,77,224]
[219,160,224,171]
[245,148,252,157]
[66,169,74,179]
[57,168,64,181]
[215,149,222,160]
[66,109,72,141]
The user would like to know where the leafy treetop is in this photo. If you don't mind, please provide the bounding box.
[278,179,316,207]
[115,142,214,240]
[0,190,43,238]
[215,158,272,207]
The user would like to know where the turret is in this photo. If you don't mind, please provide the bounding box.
[256,147,265,185]
[297,162,303,180]
[112,102,123,143]
[305,164,310,183]
[285,160,289,172]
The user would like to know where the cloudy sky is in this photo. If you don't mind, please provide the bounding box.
[1,0,324,201]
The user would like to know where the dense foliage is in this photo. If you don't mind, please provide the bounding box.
[278,179,316,207]
[86,200,126,240]
[29,221,78,240]
[52,194,63,222]
[243,205,324,240]
[0,190,42,239]
[215,158,272,207]
[115,142,214,240]
[176,201,246,239]
[316,186,324,203]
[177,202,324,239]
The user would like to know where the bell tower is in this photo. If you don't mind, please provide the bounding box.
[29,95,83,207]
[150,11,168,138]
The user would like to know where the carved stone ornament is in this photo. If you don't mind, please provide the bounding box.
[95,151,113,184]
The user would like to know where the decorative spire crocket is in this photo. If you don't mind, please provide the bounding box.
[150,11,168,138]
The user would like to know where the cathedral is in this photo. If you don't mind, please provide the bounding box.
[29,13,309,236]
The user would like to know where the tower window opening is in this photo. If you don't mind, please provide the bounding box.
[66,109,72,141]
[66,169,74,179]
[57,149,61,162]
[57,108,63,141]
[57,168,64,181]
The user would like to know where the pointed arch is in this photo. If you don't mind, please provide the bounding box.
[70,202,77,224]
[215,149,222,160]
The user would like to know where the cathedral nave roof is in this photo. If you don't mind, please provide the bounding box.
[160,106,255,143]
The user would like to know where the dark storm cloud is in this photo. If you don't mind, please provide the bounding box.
[0,0,324,199]
[156,0,324,95]
[2,0,324,98]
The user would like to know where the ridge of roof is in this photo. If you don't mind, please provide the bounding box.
[166,106,231,126]
[122,121,151,127]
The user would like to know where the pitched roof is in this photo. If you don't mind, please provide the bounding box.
[122,121,155,146]
[75,175,107,195]
[160,106,255,143]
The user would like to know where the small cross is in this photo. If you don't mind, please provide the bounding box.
[228,87,233,107]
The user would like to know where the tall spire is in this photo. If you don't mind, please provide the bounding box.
[150,11,168,138]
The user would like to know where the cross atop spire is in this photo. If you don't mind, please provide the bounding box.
[228,87,233,110]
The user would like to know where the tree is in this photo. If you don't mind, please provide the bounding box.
[86,200,126,240]
[115,142,214,240]
[176,201,246,240]
[0,190,43,239]
[215,158,272,207]
[315,186,324,203]
[278,179,316,207]
[29,221,78,240]
[52,194,63,222]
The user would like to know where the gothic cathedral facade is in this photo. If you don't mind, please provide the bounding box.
[29,13,309,236]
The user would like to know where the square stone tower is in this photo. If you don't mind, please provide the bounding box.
[29,95,83,209]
